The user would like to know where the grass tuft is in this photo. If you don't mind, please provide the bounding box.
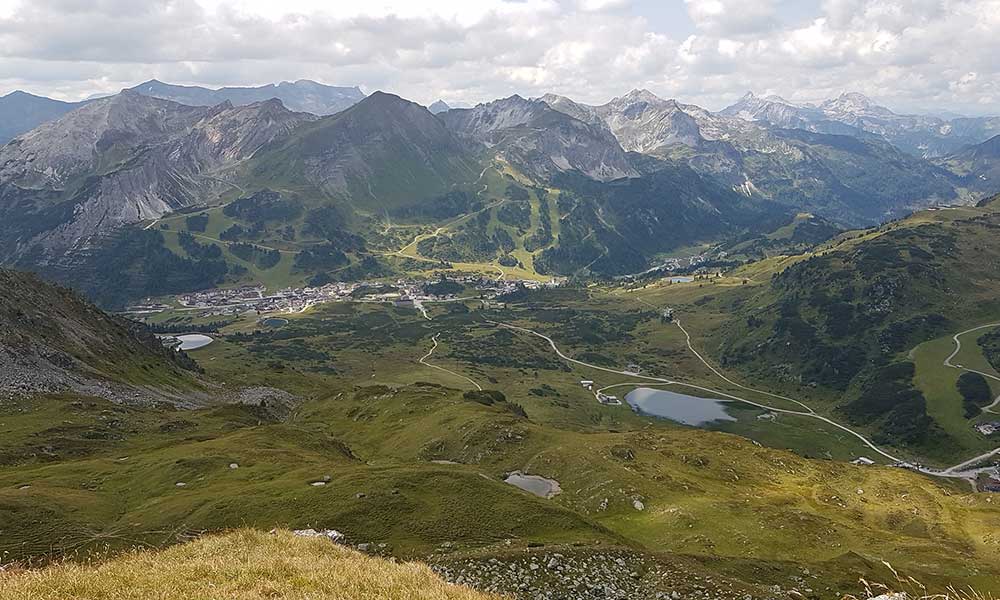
[842,562,995,600]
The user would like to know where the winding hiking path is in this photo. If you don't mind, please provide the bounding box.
[943,323,1000,414]
[419,333,482,391]
[674,320,815,414]
[490,319,1000,480]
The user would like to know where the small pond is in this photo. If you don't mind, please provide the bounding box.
[262,317,289,328]
[176,334,214,351]
[625,387,736,426]
[668,276,694,283]
[504,471,561,499]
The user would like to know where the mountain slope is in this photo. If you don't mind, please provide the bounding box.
[710,199,1000,460]
[0,92,315,265]
[0,91,86,144]
[248,91,481,211]
[0,268,199,400]
[0,530,496,600]
[128,79,365,115]
[534,163,786,276]
[938,134,1000,196]
[441,95,637,182]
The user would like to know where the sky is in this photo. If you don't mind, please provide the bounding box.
[0,0,998,115]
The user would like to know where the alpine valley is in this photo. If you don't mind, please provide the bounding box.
[3,80,1000,600]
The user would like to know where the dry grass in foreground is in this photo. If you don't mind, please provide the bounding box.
[0,529,499,600]
[840,561,995,600]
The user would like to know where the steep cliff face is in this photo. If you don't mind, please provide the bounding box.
[441,95,638,182]
[0,92,315,264]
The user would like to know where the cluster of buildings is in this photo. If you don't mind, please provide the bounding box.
[580,380,623,406]
[176,284,328,315]
[620,253,710,282]
[974,422,1000,436]
[170,275,563,317]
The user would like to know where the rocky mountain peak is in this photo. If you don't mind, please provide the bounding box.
[837,91,874,106]
[763,94,796,105]
[428,100,451,114]
[440,94,636,182]
[350,91,430,120]
[3,90,41,100]
[620,89,666,105]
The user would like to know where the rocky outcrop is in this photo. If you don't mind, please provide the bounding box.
[431,547,779,600]
[429,100,451,114]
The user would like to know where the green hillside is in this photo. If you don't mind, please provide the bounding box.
[634,195,1000,463]
[0,268,200,388]
[3,289,1000,596]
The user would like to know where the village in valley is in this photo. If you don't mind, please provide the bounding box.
[125,274,566,319]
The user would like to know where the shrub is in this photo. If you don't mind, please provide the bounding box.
[463,390,507,405]
[957,372,993,418]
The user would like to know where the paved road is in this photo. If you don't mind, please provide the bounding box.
[490,319,1000,480]
[419,333,482,391]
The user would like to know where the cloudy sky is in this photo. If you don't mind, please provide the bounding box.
[0,0,997,115]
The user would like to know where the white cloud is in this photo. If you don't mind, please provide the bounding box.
[684,0,779,36]
[576,0,630,11]
[0,0,998,115]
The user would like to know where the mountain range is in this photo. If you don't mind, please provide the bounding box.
[540,89,962,224]
[721,91,1000,158]
[2,81,1000,307]
[0,79,363,144]
[5,79,1000,598]
[127,79,366,116]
